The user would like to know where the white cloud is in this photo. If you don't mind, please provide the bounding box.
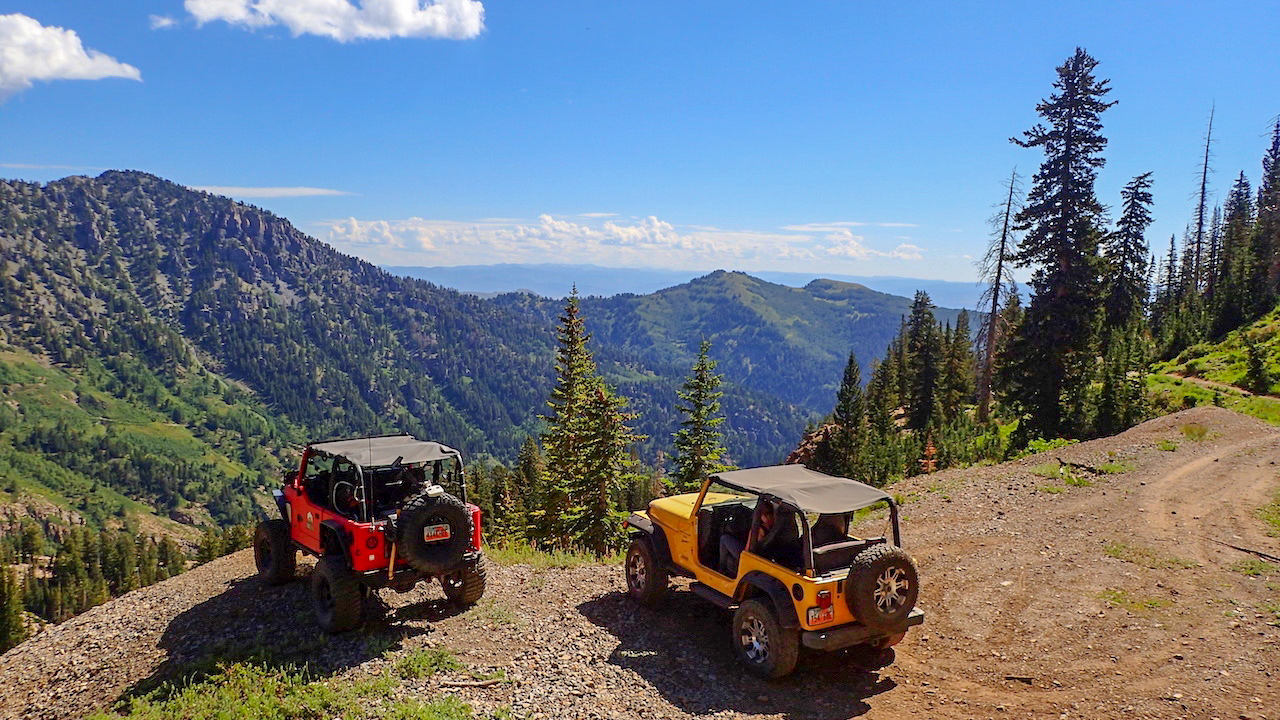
[193,185,353,197]
[185,0,485,41]
[578,212,617,218]
[0,14,140,102]
[783,220,919,232]
[149,15,178,29]
[320,213,924,271]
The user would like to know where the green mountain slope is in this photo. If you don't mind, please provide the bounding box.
[497,271,964,413]
[1148,307,1280,425]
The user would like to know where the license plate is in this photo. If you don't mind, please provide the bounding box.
[422,523,451,543]
[807,605,835,625]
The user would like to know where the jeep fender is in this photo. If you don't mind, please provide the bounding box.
[735,571,800,629]
[624,513,672,566]
[319,519,351,556]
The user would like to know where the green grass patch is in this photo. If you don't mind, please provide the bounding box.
[1031,462,1091,486]
[1181,422,1210,441]
[1037,485,1065,495]
[1262,599,1280,623]
[1231,558,1277,577]
[484,543,618,569]
[1158,439,1179,452]
[463,597,519,627]
[88,660,476,720]
[1097,461,1135,474]
[1258,489,1280,538]
[1147,374,1280,426]
[1099,588,1169,613]
[1104,540,1196,570]
[393,646,462,680]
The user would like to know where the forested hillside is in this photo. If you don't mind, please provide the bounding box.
[0,171,942,533]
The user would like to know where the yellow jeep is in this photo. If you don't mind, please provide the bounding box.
[623,465,924,678]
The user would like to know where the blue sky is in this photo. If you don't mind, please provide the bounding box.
[1,1,1277,282]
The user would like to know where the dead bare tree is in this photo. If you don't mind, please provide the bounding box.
[975,167,1023,422]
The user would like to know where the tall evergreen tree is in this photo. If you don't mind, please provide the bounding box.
[0,567,26,653]
[568,387,642,556]
[540,288,597,546]
[1005,47,1115,438]
[1214,172,1255,334]
[1102,172,1154,345]
[904,292,942,432]
[1253,121,1280,313]
[826,351,866,480]
[940,310,975,419]
[671,340,731,492]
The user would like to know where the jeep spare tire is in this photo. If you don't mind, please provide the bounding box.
[396,491,473,575]
[845,543,919,631]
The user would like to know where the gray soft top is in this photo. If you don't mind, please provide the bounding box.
[309,435,460,468]
[711,465,891,514]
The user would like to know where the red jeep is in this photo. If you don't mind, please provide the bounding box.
[253,434,486,632]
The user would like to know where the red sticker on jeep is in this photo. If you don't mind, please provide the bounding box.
[423,523,451,543]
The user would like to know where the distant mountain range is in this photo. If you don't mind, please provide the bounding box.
[0,171,965,531]
[384,264,987,310]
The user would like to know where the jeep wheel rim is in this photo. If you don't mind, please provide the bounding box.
[627,551,647,591]
[874,566,909,614]
[739,616,769,664]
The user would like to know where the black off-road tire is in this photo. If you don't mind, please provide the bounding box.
[311,556,364,633]
[442,556,487,606]
[846,543,919,631]
[396,492,473,575]
[731,597,800,679]
[624,537,667,606]
[253,519,296,585]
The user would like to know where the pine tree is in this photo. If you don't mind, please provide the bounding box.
[905,292,942,432]
[977,168,1023,422]
[940,311,975,419]
[1214,173,1255,335]
[671,340,731,492]
[824,352,866,480]
[0,567,26,652]
[1243,333,1271,395]
[540,288,597,546]
[1190,107,1216,289]
[1006,47,1115,439]
[568,387,642,556]
[1258,121,1280,301]
[1102,172,1154,346]
[516,438,549,544]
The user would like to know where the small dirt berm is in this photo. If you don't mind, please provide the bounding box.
[255,434,487,632]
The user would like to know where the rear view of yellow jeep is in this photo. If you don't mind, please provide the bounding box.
[623,465,924,678]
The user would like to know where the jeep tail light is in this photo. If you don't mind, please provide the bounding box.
[365,534,380,549]
[817,589,832,610]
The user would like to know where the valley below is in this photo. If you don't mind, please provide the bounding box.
[2,406,1277,720]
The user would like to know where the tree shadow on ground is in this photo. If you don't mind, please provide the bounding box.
[117,566,464,703]
[577,587,896,720]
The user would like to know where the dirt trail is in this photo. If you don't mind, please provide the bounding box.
[1,406,1277,720]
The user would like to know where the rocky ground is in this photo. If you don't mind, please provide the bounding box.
[1,406,1277,720]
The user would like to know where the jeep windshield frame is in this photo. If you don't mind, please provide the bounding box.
[303,434,467,522]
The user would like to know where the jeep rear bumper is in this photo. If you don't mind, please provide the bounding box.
[801,607,925,651]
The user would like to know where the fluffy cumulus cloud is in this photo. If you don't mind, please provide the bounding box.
[0,14,140,102]
[185,0,485,41]
[320,213,927,271]
[149,15,178,30]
